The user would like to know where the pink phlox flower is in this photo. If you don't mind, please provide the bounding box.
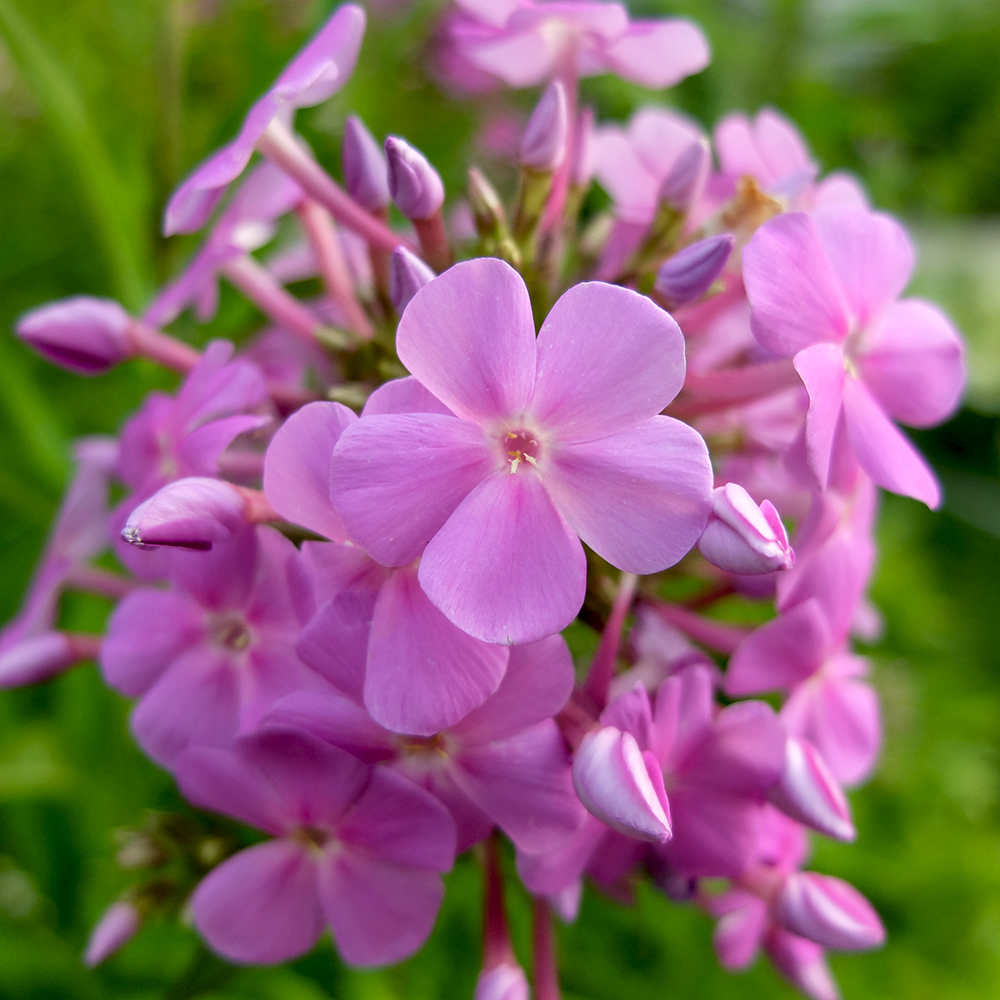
[164,4,366,235]
[451,1,710,91]
[1,436,117,653]
[263,398,515,735]
[743,205,966,506]
[240,325,338,395]
[175,725,455,966]
[330,258,714,645]
[712,107,868,214]
[265,631,584,854]
[100,526,316,767]
[148,163,304,327]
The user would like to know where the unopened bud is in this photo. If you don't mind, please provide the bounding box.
[389,246,437,314]
[520,81,568,173]
[764,926,841,1000]
[658,138,710,214]
[385,136,445,221]
[774,872,885,952]
[83,900,142,967]
[697,484,794,575]
[342,115,390,211]
[768,737,855,842]
[572,727,672,843]
[0,632,98,689]
[653,234,734,309]
[468,168,508,239]
[122,478,248,550]
[17,297,133,375]
[474,960,530,1000]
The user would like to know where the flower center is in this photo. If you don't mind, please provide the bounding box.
[501,430,541,474]
[294,825,331,849]
[210,612,252,652]
[398,733,446,756]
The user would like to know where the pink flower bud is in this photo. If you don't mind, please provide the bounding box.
[385,136,445,220]
[572,727,672,843]
[389,246,437,314]
[122,477,247,550]
[657,138,710,213]
[342,115,390,211]
[520,81,568,172]
[0,632,98,689]
[764,926,841,1000]
[83,900,141,966]
[697,483,794,575]
[17,296,133,375]
[474,960,530,1000]
[768,737,855,842]
[774,872,885,951]
[653,234,734,309]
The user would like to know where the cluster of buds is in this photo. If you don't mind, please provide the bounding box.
[5,3,965,999]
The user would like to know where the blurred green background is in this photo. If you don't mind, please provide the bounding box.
[1,0,1000,997]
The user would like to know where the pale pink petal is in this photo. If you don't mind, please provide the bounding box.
[768,737,855,842]
[263,401,356,540]
[857,299,965,428]
[714,113,768,182]
[319,852,445,967]
[725,599,831,696]
[812,207,913,330]
[602,19,710,88]
[530,283,686,441]
[418,471,586,645]
[450,634,575,744]
[295,591,375,701]
[461,30,556,88]
[542,417,713,574]
[591,128,660,222]
[744,213,850,356]
[451,721,585,853]
[754,108,814,182]
[396,258,536,425]
[516,815,606,897]
[330,413,493,566]
[362,376,455,417]
[794,343,846,491]
[192,840,323,964]
[365,565,509,735]
[660,788,762,877]
[775,872,885,951]
[713,893,768,969]
[841,377,941,508]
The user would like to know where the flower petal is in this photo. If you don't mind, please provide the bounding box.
[794,343,846,491]
[531,283,686,441]
[330,414,492,566]
[542,417,712,574]
[419,471,586,645]
[602,19,710,89]
[192,840,323,964]
[396,258,536,425]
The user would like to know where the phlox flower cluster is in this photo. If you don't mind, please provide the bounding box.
[5,2,965,998]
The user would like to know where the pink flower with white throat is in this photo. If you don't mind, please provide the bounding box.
[330,257,714,645]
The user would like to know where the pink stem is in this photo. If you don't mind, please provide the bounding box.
[220,255,323,346]
[413,213,454,273]
[126,320,200,373]
[666,360,801,419]
[582,572,638,712]
[650,601,750,655]
[532,897,562,1000]
[258,120,415,256]
[481,832,514,970]
[296,200,375,340]
[232,486,280,524]
[64,565,136,600]
[66,633,104,661]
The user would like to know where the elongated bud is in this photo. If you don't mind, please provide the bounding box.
[468,168,508,239]
[0,632,100,689]
[653,234,734,309]
[774,873,885,952]
[385,136,445,221]
[475,960,530,1000]
[768,737,855,842]
[764,927,841,1000]
[658,138,710,214]
[84,900,142,967]
[520,81,567,173]
[122,478,263,550]
[572,727,672,842]
[17,297,132,374]
[389,246,437,313]
[697,484,794,575]
[342,115,390,211]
